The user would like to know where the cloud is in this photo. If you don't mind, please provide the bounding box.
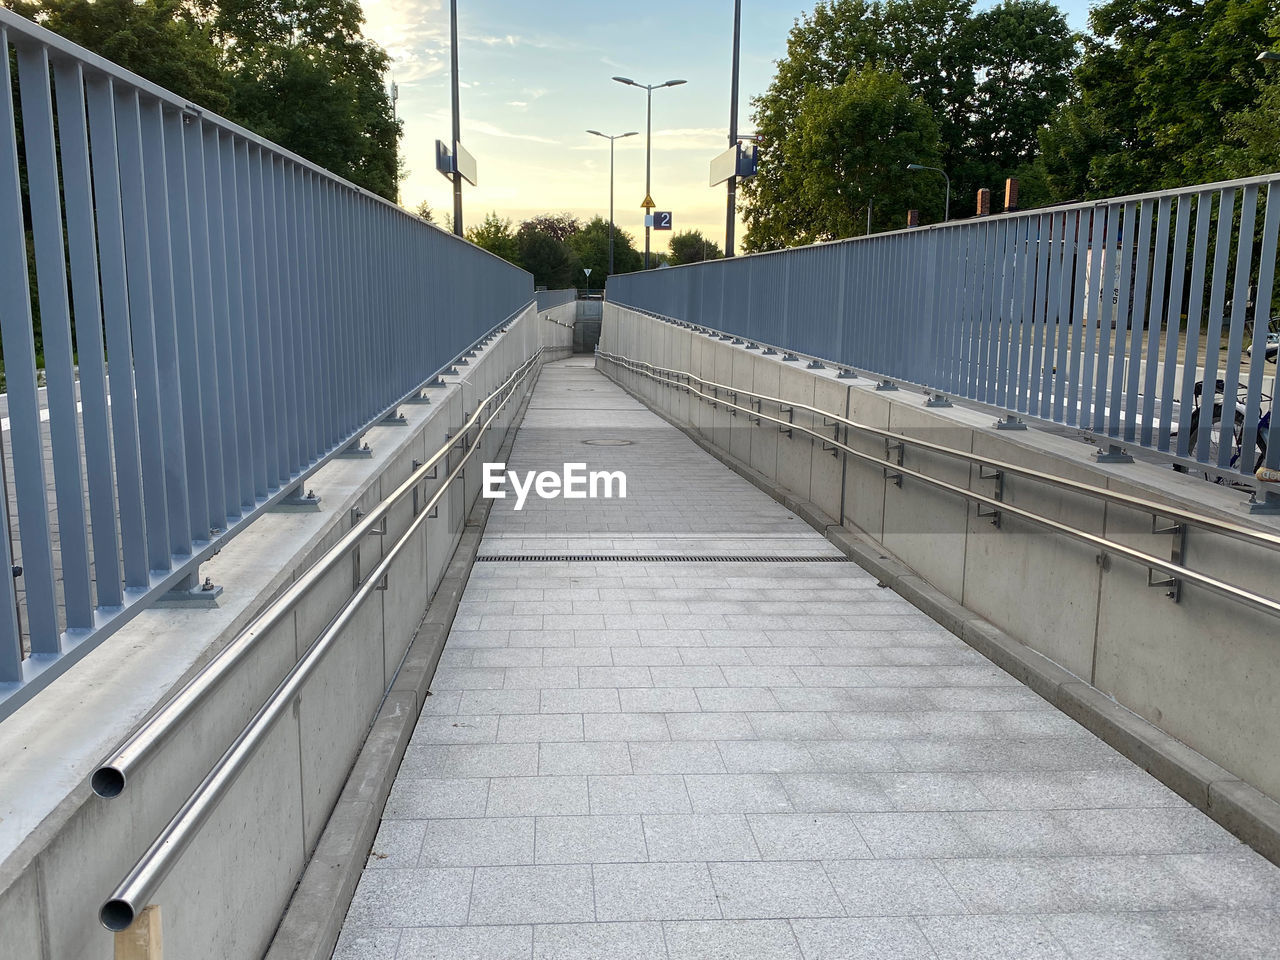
[507,100,529,109]
[361,0,448,82]
[466,118,560,145]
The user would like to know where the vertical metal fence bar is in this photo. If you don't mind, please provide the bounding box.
[1219,185,1258,470]
[17,44,94,631]
[0,35,60,651]
[1197,188,1236,462]
[1177,192,1214,457]
[1122,200,1153,441]
[1052,211,1076,422]
[182,116,226,533]
[272,159,301,475]
[0,484,20,683]
[239,142,271,498]
[218,132,255,511]
[1141,197,1173,447]
[1078,208,1106,429]
[1243,182,1280,472]
[201,123,241,521]
[1159,195,1193,452]
[1090,205,1120,433]
[1107,201,1137,437]
[1025,214,1052,417]
[56,62,123,609]
[258,153,288,485]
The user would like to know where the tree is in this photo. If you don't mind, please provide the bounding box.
[466,212,519,264]
[516,222,577,289]
[413,200,436,224]
[207,0,401,200]
[742,0,1075,245]
[6,0,232,112]
[566,217,643,285]
[744,68,943,250]
[1041,0,1272,199]
[668,230,723,265]
[519,213,580,242]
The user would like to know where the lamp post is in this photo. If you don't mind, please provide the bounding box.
[449,0,463,235]
[612,76,687,268]
[906,162,950,222]
[587,129,638,275]
[726,0,742,257]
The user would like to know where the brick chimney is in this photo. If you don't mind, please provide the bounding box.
[906,209,920,227]
[1004,178,1019,213]
[976,188,991,217]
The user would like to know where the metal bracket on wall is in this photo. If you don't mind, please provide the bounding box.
[976,466,1004,527]
[807,360,824,370]
[748,397,763,426]
[884,440,904,487]
[875,378,898,392]
[994,414,1027,431]
[1148,517,1187,602]
[405,390,432,404]
[821,416,841,458]
[728,390,739,417]
[159,573,223,608]
[925,392,953,408]
[351,506,387,537]
[782,353,800,362]
[837,367,858,379]
[382,408,408,426]
[778,405,794,438]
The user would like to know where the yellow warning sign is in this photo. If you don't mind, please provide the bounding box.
[641,194,656,209]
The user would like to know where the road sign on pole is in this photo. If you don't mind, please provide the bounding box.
[641,194,656,209]
[653,211,673,230]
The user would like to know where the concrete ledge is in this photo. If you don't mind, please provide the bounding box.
[263,365,543,960]
[601,359,1280,869]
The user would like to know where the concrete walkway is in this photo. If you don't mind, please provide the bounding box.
[335,358,1280,960]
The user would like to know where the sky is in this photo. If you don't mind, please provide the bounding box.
[361,0,1094,259]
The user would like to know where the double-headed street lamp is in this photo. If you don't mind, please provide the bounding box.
[906,162,950,222]
[612,76,686,268]
[586,129,638,275]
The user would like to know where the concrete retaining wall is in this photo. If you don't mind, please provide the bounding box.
[599,303,1280,817]
[0,306,571,960]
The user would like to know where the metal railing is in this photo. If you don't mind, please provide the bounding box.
[98,342,546,931]
[606,174,1280,504]
[535,288,577,311]
[0,9,533,719]
[597,348,1280,619]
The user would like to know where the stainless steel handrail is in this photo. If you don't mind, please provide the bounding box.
[99,344,544,931]
[597,350,1280,552]
[597,351,1280,620]
[92,338,540,800]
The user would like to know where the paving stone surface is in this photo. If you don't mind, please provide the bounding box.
[337,358,1280,959]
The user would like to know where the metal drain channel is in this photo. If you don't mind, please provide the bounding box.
[476,554,851,562]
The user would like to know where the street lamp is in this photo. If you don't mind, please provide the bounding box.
[1259,51,1280,63]
[906,163,950,222]
[612,76,687,268]
[587,129,638,275]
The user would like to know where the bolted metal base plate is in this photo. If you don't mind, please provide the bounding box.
[925,394,953,408]
[158,581,223,608]
[1249,491,1280,514]
[1094,443,1134,463]
[272,488,322,512]
[994,415,1026,430]
[875,379,898,392]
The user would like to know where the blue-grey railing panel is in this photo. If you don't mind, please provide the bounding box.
[535,289,577,311]
[0,8,532,718]
[609,173,1280,487]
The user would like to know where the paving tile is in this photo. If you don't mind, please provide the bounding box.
[332,926,400,960]
[486,776,589,817]
[411,716,499,744]
[344,868,473,927]
[1040,909,1280,960]
[788,917,936,959]
[540,741,633,776]
[581,665,654,687]
[823,859,966,917]
[696,687,781,712]
[747,814,872,861]
[643,814,760,862]
[684,774,794,814]
[469,865,596,924]
[402,744,539,778]
[594,862,722,921]
[368,819,427,869]
[666,712,756,741]
[497,714,585,743]
[457,690,543,715]
[532,921,668,960]
[536,814,648,864]
[590,774,692,815]
[781,774,888,813]
[630,741,727,775]
[419,818,534,867]
[585,712,672,742]
[917,915,1069,960]
[540,688,621,713]
[718,740,816,774]
[396,925,533,960]
[620,688,703,713]
[505,666,581,689]
[383,778,490,819]
[664,919,802,960]
[710,861,845,919]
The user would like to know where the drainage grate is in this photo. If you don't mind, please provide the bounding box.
[476,554,851,563]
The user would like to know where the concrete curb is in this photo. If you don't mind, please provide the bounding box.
[601,363,1280,868]
[263,365,546,960]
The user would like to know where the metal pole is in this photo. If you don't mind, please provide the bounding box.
[867,199,872,235]
[943,173,951,222]
[609,136,616,275]
[725,0,741,257]
[644,85,652,269]
[450,0,462,236]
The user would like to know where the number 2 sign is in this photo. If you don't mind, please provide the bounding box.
[653,211,673,230]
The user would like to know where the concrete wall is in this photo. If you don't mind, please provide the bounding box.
[0,307,571,960]
[599,303,1280,809]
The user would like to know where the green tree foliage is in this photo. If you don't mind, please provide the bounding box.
[745,68,943,249]
[8,0,232,112]
[516,221,578,289]
[1041,0,1273,199]
[5,0,399,199]
[413,200,436,224]
[520,213,581,242]
[466,212,519,263]
[667,230,723,265]
[566,217,643,285]
[743,0,1075,248]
